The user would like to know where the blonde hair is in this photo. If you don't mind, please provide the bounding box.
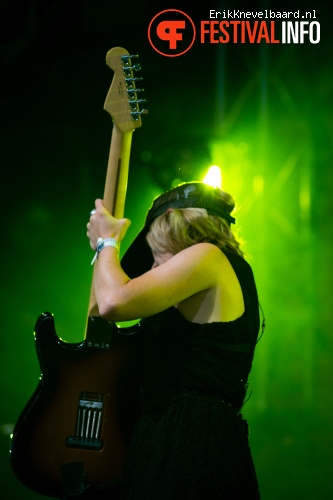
[146,206,245,258]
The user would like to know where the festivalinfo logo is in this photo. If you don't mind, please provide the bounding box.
[148,8,320,57]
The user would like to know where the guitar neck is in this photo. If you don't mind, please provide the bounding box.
[85,46,146,324]
[87,123,134,317]
[103,123,133,218]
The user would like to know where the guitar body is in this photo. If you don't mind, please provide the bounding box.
[10,312,142,497]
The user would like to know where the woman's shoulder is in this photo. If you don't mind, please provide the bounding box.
[176,242,226,263]
[177,243,242,274]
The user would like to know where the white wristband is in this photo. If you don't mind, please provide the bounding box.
[91,237,119,265]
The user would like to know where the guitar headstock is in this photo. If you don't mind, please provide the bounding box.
[104,47,148,132]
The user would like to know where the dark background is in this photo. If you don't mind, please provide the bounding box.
[1,1,332,498]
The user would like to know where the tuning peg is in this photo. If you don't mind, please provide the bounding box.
[131,109,149,121]
[123,65,142,77]
[121,54,139,64]
[125,76,143,83]
[128,64,142,72]
[128,88,144,97]
[129,98,147,104]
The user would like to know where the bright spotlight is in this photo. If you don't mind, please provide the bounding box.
[202,166,222,189]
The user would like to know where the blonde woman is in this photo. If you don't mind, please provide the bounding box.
[87,182,261,499]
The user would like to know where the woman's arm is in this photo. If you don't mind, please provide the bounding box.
[87,200,223,322]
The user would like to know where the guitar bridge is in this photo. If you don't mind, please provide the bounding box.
[66,392,104,450]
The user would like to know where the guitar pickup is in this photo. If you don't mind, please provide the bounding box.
[66,392,104,451]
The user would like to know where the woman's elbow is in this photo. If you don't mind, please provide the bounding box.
[98,298,123,322]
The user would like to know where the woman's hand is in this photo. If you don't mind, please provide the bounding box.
[86,199,131,250]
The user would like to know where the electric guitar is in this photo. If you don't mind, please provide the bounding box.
[9,47,147,498]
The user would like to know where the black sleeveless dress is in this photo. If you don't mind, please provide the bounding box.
[120,251,261,499]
